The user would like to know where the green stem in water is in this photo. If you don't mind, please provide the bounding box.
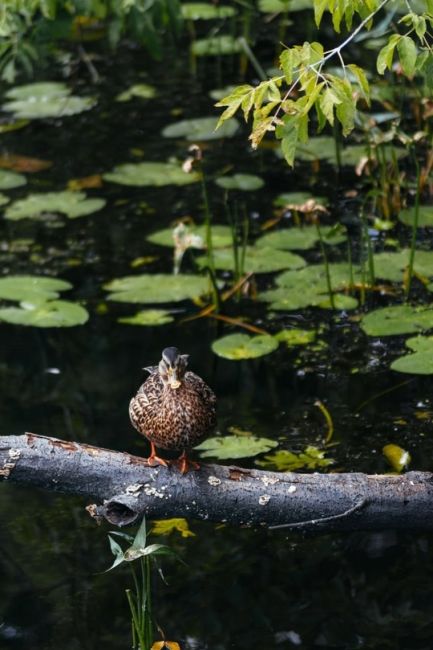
[316,223,335,309]
[406,154,421,300]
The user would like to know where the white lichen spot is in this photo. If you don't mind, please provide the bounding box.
[126,483,143,496]
[288,485,297,494]
[261,476,279,486]
[8,449,21,461]
[208,475,221,486]
[259,494,271,506]
[143,485,164,498]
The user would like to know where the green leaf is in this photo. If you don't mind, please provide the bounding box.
[215,173,264,191]
[197,246,306,274]
[147,224,232,248]
[383,444,411,472]
[0,275,71,302]
[212,333,279,360]
[0,300,89,327]
[275,328,316,346]
[397,35,417,76]
[256,445,334,471]
[103,162,200,186]
[256,225,346,251]
[398,205,433,227]
[0,169,26,189]
[391,335,433,374]
[377,34,401,74]
[118,309,174,326]
[195,435,278,459]
[162,116,239,141]
[104,274,210,304]
[319,87,341,125]
[361,305,433,336]
[116,83,157,102]
[181,3,237,19]
[2,81,96,119]
[5,191,106,220]
[191,35,242,57]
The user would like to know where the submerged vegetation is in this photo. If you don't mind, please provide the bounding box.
[3,0,433,648]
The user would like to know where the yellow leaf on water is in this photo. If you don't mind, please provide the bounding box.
[151,641,181,650]
[67,174,103,190]
[151,518,195,538]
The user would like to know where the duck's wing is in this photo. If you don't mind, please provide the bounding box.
[185,371,217,408]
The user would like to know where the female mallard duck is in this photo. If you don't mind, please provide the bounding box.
[129,347,216,473]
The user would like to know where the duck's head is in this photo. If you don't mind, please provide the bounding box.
[159,347,189,389]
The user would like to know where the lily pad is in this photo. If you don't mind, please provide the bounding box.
[209,85,238,101]
[398,206,433,228]
[198,246,306,273]
[259,263,360,310]
[258,0,312,12]
[0,169,26,190]
[383,444,411,472]
[275,328,316,346]
[256,446,334,471]
[162,116,239,141]
[215,174,264,191]
[103,162,200,186]
[391,335,433,374]
[373,250,433,282]
[191,35,242,56]
[212,333,278,360]
[4,191,106,220]
[116,84,157,102]
[104,273,210,304]
[2,81,95,119]
[147,224,232,248]
[118,309,174,326]
[0,300,88,327]
[256,225,346,251]
[361,305,433,336]
[0,275,71,302]
[182,3,237,19]
[0,193,9,206]
[195,435,278,459]
[273,192,327,207]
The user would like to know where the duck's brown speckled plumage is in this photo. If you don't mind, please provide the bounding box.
[129,366,216,452]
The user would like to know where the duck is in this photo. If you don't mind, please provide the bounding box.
[129,347,217,473]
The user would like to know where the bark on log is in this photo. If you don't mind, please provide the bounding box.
[1,433,433,532]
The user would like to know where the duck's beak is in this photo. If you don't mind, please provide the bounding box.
[168,369,181,389]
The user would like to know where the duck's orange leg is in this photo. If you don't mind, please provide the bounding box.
[173,450,200,474]
[147,441,169,468]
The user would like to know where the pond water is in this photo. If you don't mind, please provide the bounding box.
[2,13,433,650]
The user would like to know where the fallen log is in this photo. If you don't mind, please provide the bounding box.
[1,433,433,532]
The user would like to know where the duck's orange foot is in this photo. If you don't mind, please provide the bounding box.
[146,442,169,468]
[173,451,200,475]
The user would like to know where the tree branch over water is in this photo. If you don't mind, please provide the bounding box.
[1,433,433,532]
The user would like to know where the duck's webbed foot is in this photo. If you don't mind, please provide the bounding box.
[173,450,200,474]
[146,441,169,468]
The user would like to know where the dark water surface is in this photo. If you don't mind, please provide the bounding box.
[1,33,433,650]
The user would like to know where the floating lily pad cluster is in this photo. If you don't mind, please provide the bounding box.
[0,276,88,327]
[4,191,106,221]
[162,116,239,141]
[103,161,199,186]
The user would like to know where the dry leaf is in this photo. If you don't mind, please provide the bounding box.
[67,174,103,190]
[0,154,52,172]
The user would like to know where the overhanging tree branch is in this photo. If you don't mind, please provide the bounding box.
[1,433,433,532]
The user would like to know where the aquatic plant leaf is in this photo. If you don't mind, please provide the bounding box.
[256,446,334,471]
[256,225,346,251]
[391,335,433,374]
[147,224,232,248]
[275,328,316,346]
[105,274,210,304]
[0,154,52,172]
[215,174,264,191]
[258,0,312,12]
[0,169,26,189]
[118,309,174,326]
[4,191,106,220]
[151,518,195,537]
[116,84,157,102]
[162,116,239,141]
[361,305,433,336]
[195,434,278,459]
[383,444,411,472]
[318,294,359,310]
[103,162,200,186]
[276,137,407,166]
[192,35,242,56]
[0,300,88,327]
[0,275,71,302]
[0,193,9,206]
[182,3,237,19]
[212,333,278,359]
[209,85,238,100]
[273,192,327,207]
[2,81,96,119]
[198,246,306,273]
[398,206,433,227]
